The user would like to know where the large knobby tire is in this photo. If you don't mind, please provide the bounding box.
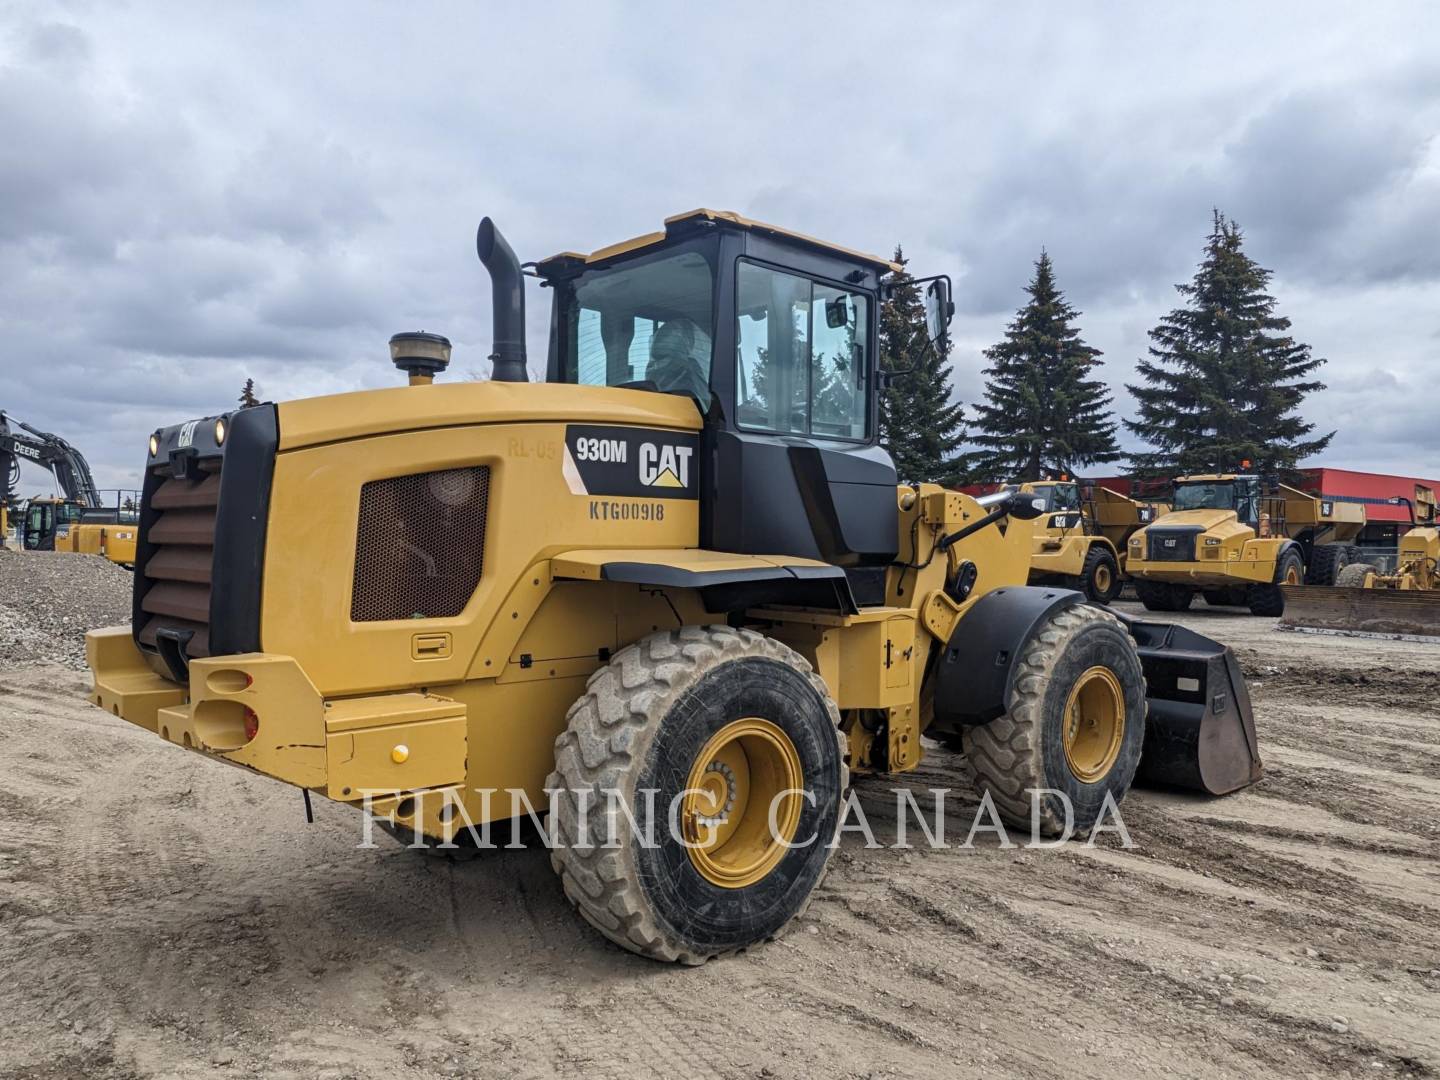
[1134,579,1172,612]
[1080,545,1122,605]
[1336,562,1375,588]
[1136,580,1193,612]
[1250,548,1303,616]
[1305,543,1346,586]
[546,626,846,964]
[962,605,1148,836]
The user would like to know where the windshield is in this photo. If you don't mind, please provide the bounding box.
[557,249,715,408]
[1173,482,1234,511]
[1037,484,1080,512]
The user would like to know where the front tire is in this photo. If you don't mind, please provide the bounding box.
[1249,548,1303,616]
[1336,562,1375,588]
[962,605,1147,836]
[1135,580,1193,612]
[546,626,846,963]
[1081,545,1122,605]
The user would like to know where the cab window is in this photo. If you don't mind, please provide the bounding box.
[561,250,714,408]
[735,260,869,439]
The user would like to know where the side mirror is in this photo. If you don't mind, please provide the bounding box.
[1007,493,1048,521]
[824,296,849,329]
[923,277,955,346]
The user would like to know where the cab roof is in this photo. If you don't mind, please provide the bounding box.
[1176,474,1253,482]
[536,208,903,276]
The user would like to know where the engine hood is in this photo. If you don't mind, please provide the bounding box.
[277,381,703,452]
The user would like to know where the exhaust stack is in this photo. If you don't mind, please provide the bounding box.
[476,217,528,382]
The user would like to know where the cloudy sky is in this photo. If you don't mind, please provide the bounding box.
[4,1,1439,495]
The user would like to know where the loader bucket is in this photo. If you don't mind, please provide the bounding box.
[1280,584,1440,640]
[1116,616,1263,795]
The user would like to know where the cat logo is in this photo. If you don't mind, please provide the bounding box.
[177,420,199,448]
[1163,538,1177,548]
[639,442,693,489]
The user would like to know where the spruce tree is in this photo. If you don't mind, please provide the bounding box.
[878,247,965,484]
[238,378,260,407]
[1126,211,1331,476]
[965,251,1119,483]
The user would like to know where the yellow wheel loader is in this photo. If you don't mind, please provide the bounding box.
[1282,487,1440,637]
[1016,479,1160,604]
[1125,474,1365,616]
[85,210,1261,963]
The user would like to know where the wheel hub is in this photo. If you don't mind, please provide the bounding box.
[1063,666,1126,783]
[683,718,803,889]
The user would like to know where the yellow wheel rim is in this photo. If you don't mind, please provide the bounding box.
[1094,564,1113,594]
[1063,666,1126,783]
[683,718,803,889]
[1283,564,1301,585]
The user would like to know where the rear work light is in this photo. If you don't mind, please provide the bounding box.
[243,707,260,743]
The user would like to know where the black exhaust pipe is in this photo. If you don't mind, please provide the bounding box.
[475,217,528,382]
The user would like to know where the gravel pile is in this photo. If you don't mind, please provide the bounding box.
[0,548,134,670]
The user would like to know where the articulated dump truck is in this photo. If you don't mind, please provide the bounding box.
[1015,479,1160,604]
[1126,474,1365,616]
[86,210,1262,963]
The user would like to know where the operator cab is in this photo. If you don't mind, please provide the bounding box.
[22,497,83,551]
[1172,475,1261,526]
[535,210,953,574]
[1027,482,1082,513]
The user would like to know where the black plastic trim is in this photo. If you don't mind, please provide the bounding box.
[931,586,1085,728]
[571,559,858,616]
[209,405,278,654]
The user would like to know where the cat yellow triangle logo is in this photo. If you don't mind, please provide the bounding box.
[650,466,684,488]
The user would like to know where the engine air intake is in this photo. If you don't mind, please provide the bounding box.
[350,467,490,622]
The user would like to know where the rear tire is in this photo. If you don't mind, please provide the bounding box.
[1249,549,1303,616]
[1305,544,1346,586]
[546,626,846,963]
[962,605,1148,836]
[1336,562,1375,588]
[1080,545,1122,605]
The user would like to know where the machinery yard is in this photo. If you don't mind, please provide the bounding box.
[2,549,1437,1080]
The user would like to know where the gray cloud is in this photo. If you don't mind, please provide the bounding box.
[2,1,1439,490]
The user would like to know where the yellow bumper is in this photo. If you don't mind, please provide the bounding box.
[85,627,467,802]
[1125,557,1273,586]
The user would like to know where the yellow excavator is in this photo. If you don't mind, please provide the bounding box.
[85,210,1262,963]
[1015,479,1160,604]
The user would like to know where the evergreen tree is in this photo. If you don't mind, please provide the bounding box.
[238,378,260,408]
[1126,211,1331,476]
[878,247,965,484]
[964,251,1119,483]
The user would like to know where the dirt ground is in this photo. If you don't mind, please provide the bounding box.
[2,561,1438,1078]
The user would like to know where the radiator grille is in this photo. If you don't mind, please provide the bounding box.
[1148,529,1198,562]
[139,464,221,657]
[351,467,490,622]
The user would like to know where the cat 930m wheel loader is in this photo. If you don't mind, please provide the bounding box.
[86,210,1262,963]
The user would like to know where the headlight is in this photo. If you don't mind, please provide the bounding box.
[1130,537,1142,548]
[214,417,227,446]
[148,433,160,457]
[1205,537,1221,547]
